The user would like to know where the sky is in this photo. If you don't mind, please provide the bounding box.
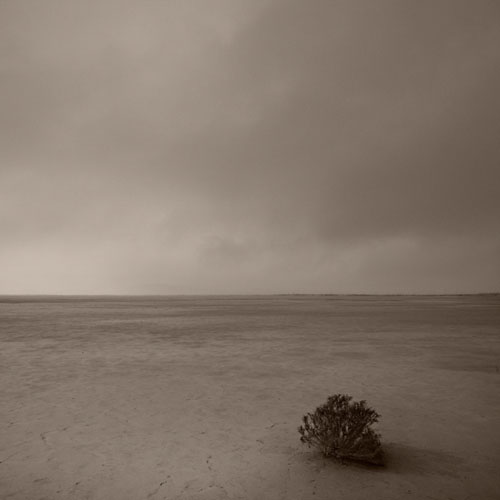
[1,0,499,294]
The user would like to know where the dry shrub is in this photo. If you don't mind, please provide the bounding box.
[298,394,384,465]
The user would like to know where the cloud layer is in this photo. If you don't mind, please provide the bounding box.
[1,0,499,293]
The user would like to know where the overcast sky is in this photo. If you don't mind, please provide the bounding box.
[1,0,499,294]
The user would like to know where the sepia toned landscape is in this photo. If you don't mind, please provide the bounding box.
[2,1,500,499]
[1,295,499,499]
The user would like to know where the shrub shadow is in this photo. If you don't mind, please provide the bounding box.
[382,442,464,477]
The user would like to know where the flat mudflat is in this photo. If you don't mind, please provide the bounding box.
[1,295,499,499]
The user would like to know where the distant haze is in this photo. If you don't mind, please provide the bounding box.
[1,0,499,294]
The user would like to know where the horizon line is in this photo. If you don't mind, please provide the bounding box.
[0,292,498,298]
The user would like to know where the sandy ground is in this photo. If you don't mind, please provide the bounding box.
[1,296,500,499]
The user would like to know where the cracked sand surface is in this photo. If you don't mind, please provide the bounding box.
[1,295,499,499]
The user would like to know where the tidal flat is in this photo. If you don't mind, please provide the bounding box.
[1,295,499,499]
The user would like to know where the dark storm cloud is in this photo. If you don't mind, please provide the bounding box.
[1,0,499,293]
